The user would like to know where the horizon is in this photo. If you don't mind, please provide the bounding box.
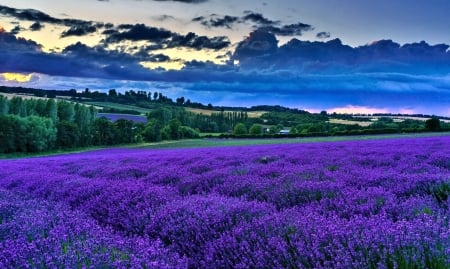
[1,1,449,116]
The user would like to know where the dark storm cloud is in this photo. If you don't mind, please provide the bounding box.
[258,23,313,36]
[316,32,331,39]
[0,5,102,37]
[193,11,313,37]
[233,30,278,60]
[198,15,240,29]
[232,31,450,75]
[242,12,276,25]
[61,24,98,37]
[0,5,95,29]
[0,5,59,24]
[10,25,23,35]
[29,22,44,31]
[168,32,230,50]
[105,24,172,43]
[104,24,230,50]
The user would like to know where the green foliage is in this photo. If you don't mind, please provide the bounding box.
[142,119,163,142]
[24,116,57,152]
[57,101,75,122]
[168,119,182,140]
[425,118,441,131]
[0,95,9,115]
[233,123,247,135]
[269,124,283,134]
[179,126,200,139]
[56,121,80,149]
[249,124,262,135]
[92,117,118,146]
[0,115,18,153]
[115,119,135,144]
[289,127,298,134]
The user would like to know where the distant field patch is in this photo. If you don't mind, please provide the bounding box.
[328,118,373,127]
[186,108,266,118]
[85,102,152,114]
[97,113,147,123]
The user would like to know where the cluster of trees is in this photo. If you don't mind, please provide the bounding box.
[140,107,252,141]
[0,95,142,153]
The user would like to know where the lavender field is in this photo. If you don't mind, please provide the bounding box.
[0,136,449,268]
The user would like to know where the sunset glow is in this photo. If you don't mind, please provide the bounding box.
[2,73,33,83]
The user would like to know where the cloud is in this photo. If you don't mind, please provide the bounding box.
[316,32,331,39]
[243,12,276,25]
[105,24,172,43]
[232,32,450,75]
[29,22,44,31]
[257,23,313,36]
[0,5,102,37]
[104,24,230,50]
[193,11,314,37]
[197,15,240,29]
[61,24,98,37]
[233,30,278,61]
[10,25,23,35]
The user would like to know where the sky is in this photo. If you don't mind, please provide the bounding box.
[0,0,449,115]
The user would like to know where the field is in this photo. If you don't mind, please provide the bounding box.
[97,113,148,123]
[84,102,152,114]
[186,107,266,118]
[0,136,449,268]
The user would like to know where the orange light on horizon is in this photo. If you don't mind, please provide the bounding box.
[2,73,34,83]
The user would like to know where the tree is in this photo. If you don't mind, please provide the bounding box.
[425,118,440,131]
[249,124,262,135]
[57,101,75,122]
[142,119,163,142]
[0,95,9,115]
[289,127,298,134]
[179,126,200,139]
[176,97,185,106]
[24,116,57,152]
[56,121,80,148]
[92,117,117,145]
[0,115,16,153]
[168,119,182,140]
[109,89,117,97]
[115,119,134,144]
[45,99,57,123]
[233,123,247,135]
[9,97,24,115]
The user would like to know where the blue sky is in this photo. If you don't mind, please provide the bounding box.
[0,0,449,115]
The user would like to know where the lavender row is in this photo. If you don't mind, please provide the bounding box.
[0,189,186,268]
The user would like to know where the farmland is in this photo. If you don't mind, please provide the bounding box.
[0,136,449,268]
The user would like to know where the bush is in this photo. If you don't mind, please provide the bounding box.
[233,123,247,135]
[249,124,262,135]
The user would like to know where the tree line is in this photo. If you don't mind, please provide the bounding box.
[0,95,143,153]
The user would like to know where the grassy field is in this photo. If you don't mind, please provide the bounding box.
[328,118,373,127]
[186,108,266,118]
[2,132,448,160]
[84,102,153,114]
[139,132,450,149]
